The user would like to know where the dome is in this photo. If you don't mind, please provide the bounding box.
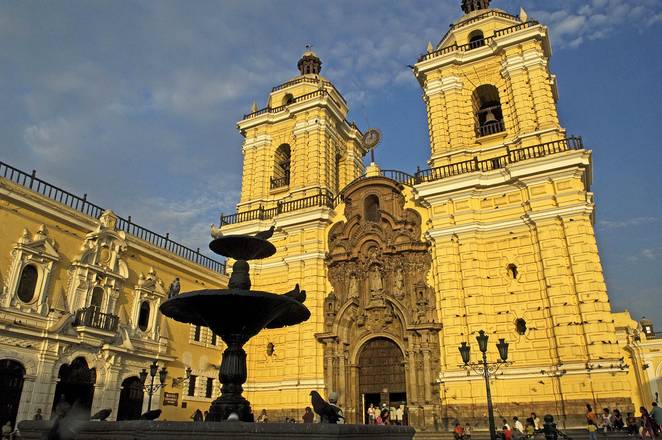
[297,48,322,75]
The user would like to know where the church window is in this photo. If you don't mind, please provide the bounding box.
[271,144,291,189]
[507,263,518,280]
[334,153,342,195]
[468,30,485,49]
[193,325,201,342]
[364,195,380,222]
[187,375,197,397]
[205,377,214,398]
[515,318,527,335]
[16,265,38,303]
[90,287,104,309]
[138,301,150,331]
[472,84,505,137]
[210,332,217,345]
[282,93,295,105]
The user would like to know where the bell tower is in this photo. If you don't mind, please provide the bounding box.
[222,50,366,418]
[235,49,365,212]
[414,0,562,168]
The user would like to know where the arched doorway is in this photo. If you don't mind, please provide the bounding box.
[116,377,144,420]
[358,338,406,423]
[52,357,96,415]
[0,359,25,429]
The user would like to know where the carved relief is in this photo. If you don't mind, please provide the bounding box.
[66,210,128,317]
[131,267,166,341]
[317,176,441,428]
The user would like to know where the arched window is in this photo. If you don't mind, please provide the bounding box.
[282,93,295,105]
[472,84,505,137]
[334,153,342,195]
[138,301,150,331]
[468,30,485,49]
[271,144,291,189]
[364,195,380,222]
[90,287,104,309]
[16,265,38,303]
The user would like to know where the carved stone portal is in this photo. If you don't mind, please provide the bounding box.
[316,176,441,430]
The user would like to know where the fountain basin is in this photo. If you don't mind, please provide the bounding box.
[160,289,310,339]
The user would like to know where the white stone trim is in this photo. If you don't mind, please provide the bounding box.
[244,378,325,392]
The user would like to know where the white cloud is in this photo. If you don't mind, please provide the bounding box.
[597,216,658,230]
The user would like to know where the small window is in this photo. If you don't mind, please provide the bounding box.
[193,325,201,342]
[17,265,38,303]
[515,318,527,335]
[205,377,214,398]
[364,195,380,222]
[271,144,291,189]
[187,375,197,397]
[210,332,217,346]
[468,30,485,49]
[90,287,104,309]
[507,263,518,280]
[282,93,295,105]
[138,301,150,331]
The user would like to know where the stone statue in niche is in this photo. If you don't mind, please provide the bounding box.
[368,265,383,298]
[415,286,429,324]
[348,272,359,299]
[393,267,405,299]
[324,292,337,328]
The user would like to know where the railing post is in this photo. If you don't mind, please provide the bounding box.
[473,157,479,172]
[29,169,36,189]
[259,205,264,220]
[196,248,200,263]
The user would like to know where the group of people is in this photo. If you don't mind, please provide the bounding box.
[497,414,543,440]
[586,402,662,439]
[366,403,407,425]
[253,406,319,424]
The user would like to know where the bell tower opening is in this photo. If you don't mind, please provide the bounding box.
[472,84,505,137]
[358,337,406,423]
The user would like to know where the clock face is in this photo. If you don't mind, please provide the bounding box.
[363,128,381,149]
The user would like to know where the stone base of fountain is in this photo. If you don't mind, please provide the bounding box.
[18,420,415,440]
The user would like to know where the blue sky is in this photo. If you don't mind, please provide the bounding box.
[1,0,660,323]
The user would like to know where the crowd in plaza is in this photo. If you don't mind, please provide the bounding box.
[585,403,662,439]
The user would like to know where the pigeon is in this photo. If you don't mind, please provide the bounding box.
[254,225,275,240]
[284,284,306,303]
[90,408,112,421]
[210,223,223,239]
[310,391,342,424]
[140,409,162,420]
[168,278,180,299]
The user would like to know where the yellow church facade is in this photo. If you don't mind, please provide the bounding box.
[219,0,659,431]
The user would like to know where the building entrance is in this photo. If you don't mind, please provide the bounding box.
[52,357,96,415]
[116,376,144,420]
[0,359,25,429]
[358,338,406,424]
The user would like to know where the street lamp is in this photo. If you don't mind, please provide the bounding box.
[458,330,512,440]
[139,360,168,412]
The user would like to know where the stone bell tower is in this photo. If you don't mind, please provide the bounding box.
[410,0,633,426]
[221,49,367,418]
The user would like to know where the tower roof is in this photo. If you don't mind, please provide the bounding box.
[461,0,491,13]
[297,46,322,75]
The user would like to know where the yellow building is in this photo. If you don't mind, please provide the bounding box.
[220,0,658,431]
[0,162,228,426]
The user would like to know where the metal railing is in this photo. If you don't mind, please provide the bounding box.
[271,77,348,105]
[419,21,539,62]
[0,160,226,274]
[219,137,584,226]
[270,175,290,190]
[243,89,339,119]
[72,307,119,332]
[477,120,506,137]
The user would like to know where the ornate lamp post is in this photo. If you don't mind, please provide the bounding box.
[139,360,168,412]
[458,330,511,440]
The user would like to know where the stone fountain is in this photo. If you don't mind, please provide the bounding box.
[160,229,310,422]
[18,230,414,439]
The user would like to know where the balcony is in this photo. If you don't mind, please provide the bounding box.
[73,307,119,333]
[270,175,290,190]
[477,120,506,137]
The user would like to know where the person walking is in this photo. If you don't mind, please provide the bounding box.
[587,404,599,440]
[651,402,662,435]
[367,403,375,424]
[639,407,655,439]
[302,406,314,424]
[33,408,43,421]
